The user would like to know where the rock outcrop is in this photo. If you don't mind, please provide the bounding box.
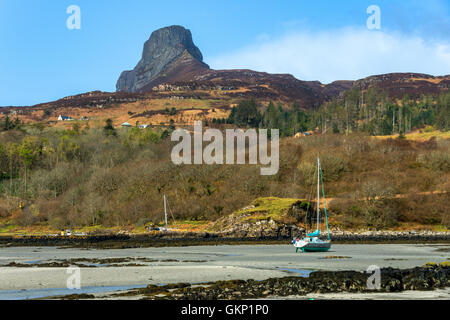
[116,25,210,93]
[207,197,312,238]
[109,263,450,300]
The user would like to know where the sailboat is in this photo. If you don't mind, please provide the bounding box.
[293,157,331,252]
[160,194,169,232]
[148,195,176,232]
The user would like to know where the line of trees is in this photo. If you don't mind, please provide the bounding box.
[312,88,449,136]
[213,89,449,136]
[212,99,309,137]
[0,121,166,199]
[1,116,21,131]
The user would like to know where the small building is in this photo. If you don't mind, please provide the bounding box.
[139,124,149,129]
[121,122,132,127]
[58,115,74,121]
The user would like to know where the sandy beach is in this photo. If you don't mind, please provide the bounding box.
[0,243,448,299]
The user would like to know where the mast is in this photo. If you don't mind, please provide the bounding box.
[317,157,320,232]
[164,194,168,230]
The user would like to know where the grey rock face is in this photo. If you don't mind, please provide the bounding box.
[116,25,207,92]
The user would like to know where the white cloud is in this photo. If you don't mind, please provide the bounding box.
[207,28,450,83]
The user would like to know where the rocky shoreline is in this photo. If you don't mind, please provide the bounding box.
[0,231,449,249]
[3,257,209,268]
[53,263,450,300]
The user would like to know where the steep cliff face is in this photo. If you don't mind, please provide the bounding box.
[116,25,210,93]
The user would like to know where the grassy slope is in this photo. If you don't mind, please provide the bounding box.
[374,129,450,141]
[235,197,303,223]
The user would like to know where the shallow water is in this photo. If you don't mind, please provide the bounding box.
[278,268,313,277]
[0,284,147,300]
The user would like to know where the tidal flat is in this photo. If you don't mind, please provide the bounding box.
[0,244,448,299]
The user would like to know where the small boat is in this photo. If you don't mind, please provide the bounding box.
[157,194,179,232]
[293,157,331,253]
[160,194,170,232]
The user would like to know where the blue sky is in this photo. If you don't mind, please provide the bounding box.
[1,0,449,106]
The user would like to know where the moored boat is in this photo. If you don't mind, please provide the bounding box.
[293,157,331,253]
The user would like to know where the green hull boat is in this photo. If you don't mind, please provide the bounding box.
[293,157,332,253]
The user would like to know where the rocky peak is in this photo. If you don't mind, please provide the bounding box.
[116,25,209,93]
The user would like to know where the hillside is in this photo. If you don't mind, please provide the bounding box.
[0,123,448,234]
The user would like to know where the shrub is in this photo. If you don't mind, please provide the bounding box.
[0,201,10,218]
[320,154,349,182]
[88,167,122,195]
[29,163,77,198]
[357,180,398,228]
[297,161,316,186]
[298,153,348,185]
[417,151,450,172]
[11,209,36,226]
[443,215,450,229]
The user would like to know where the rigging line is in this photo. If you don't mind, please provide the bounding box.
[319,165,331,240]
[305,162,316,228]
[306,158,316,202]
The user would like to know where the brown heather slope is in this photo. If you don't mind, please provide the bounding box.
[354,72,450,98]
[1,71,449,128]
